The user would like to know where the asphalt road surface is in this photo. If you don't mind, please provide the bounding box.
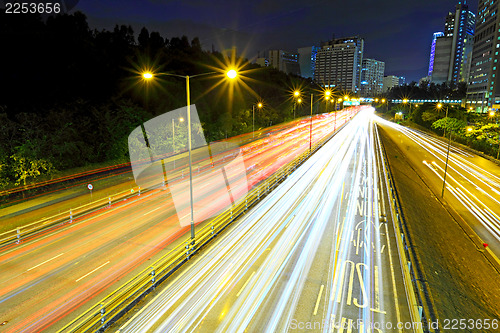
[0,110,353,332]
[116,108,413,333]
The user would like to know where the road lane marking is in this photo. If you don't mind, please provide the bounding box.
[384,222,402,332]
[313,284,324,315]
[27,253,64,271]
[236,271,255,297]
[370,266,386,314]
[143,206,162,216]
[76,261,110,282]
[285,214,296,228]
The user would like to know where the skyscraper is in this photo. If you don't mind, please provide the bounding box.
[428,32,445,76]
[467,0,500,112]
[313,36,364,93]
[360,58,385,97]
[431,2,475,84]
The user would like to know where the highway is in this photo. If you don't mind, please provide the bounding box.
[117,108,412,332]
[0,110,354,332]
[376,118,500,258]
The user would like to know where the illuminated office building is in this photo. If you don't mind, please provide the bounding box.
[431,2,475,84]
[467,0,500,112]
[428,32,445,76]
[360,58,385,97]
[313,36,364,93]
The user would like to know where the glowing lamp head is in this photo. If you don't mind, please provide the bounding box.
[257,102,263,108]
[325,90,331,97]
[294,90,300,97]
[179,117,184,122]
[344,95,349,100]
[297,98,302,103]
[437,103,442,109]
[489,111,496,117]
[143,72,153,80]
[382,99,386,103]
[466,126,473,132]
[226,69,237,79]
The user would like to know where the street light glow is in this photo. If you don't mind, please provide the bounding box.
[382,99,386,103]
[437,103,442,109]
[179,117,184,122]
[489,110,496,117]
[142,72,153,79]
[403,99,409,104]
[344,95,349,100]
[257,102,263,108]
[226,69,237,79]
[467,126,473,132]
[294,90,300,97]
[297,98,302,103]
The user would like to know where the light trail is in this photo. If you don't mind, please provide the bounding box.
[0,109,357,331]
[118,107,411,332]
[377,117,500,254]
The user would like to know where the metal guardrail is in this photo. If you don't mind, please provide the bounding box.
[0,186,144,247]
[58,113,355,333]
[374,124,435,333]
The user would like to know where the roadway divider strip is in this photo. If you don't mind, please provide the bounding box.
[57,111,358,333]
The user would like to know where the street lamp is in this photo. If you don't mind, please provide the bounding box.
[253,101,263,138]
[293,90,301,119]
[142,68,238,242]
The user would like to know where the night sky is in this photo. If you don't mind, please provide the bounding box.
[75,0,479,83]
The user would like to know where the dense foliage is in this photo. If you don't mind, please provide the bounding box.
[0,11,313,188]
[375,100,500,159]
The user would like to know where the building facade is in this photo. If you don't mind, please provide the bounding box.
[269,50,301,76]
[431,2,475,84]
[298,46,319,79]
[467,0,500,112]
[360,58,385,97]
[383,75,400,92]
[313,36,364,93]
[428,32,445,76]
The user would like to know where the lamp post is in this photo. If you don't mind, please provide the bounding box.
[310,93,313,151]
[253,102,263,138]
[436,102,452,198]
[441,129,453,198]
[403,98,411,115]
[437,103,449,137]
[142,69,237,242]
[293,90,300,120]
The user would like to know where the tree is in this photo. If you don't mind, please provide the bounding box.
[10,152,54,187]
[466,123,500,146]
[431,117,467,135]
[138,27,149,49]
